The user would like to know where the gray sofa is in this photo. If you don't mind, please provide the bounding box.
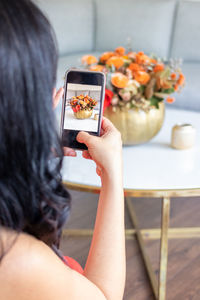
[35,0,200,112]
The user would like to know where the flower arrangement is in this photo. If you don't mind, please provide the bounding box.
[82,47,185,112]
[70,94,97,113]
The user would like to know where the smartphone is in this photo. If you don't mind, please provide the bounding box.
[60,69,105,150]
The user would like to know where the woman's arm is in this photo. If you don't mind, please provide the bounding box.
[77,118,126,300]
[53,89,125,298]
[84,169,125,299]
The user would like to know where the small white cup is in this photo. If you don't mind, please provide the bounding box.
[171,124,196,150]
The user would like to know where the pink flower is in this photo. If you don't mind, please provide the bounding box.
[111,95,119,105]
[119,91,131,102]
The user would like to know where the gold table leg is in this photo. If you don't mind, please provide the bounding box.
[62,228,136,237]
[63,227,200,239]
[158,197,170,300]
[126,197,158,299]
[126,197,171,300]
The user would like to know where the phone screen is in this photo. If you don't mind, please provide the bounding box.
[61,70,105,150]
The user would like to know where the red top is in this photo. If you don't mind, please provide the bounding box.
[63,256,84,274]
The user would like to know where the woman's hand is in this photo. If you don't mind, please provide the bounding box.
[52,87,64,109]
[77,117,122,176]
[53,87,76,157]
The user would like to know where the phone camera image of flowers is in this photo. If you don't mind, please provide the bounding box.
[70,95,98,119]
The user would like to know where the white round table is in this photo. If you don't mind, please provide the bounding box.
[62,107,200,195]
[62,107,200,300]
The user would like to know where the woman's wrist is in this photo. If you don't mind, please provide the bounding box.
[100,161,123,185]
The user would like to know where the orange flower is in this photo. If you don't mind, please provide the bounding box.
[171,73,176,80]
[90,65,104,72]
[134,71,150,85]
[115,46,125,56]
[166,97,175,104]
[135,51,151,65]
[106,56,124,69]
[111,73,129,89]
[174,84,179,91]
[100,51,115,63]
[127,51,136,59]
[150,58,157,64]
[153,63,164,73]
[128,63,144,73]
[82,55,97,65]
[177,73,185,86]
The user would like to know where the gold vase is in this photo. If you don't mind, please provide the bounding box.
[74,109,93,119]
[104,102,165,145]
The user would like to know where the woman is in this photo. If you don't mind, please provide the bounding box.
[0,0,125,299]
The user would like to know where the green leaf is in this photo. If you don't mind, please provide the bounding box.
[124,61,131,68]
[98,60,104,65]
[162,88,175,94]
[150,96,163,109]
[138,85,145,93]
[105,64,116,73]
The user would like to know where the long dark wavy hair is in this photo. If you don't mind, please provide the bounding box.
[0,0,70,259]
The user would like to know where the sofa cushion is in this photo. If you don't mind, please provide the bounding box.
[95,0,176,58]
[35,0,94,56]
[171,62,200,111]
[171,1,200,62]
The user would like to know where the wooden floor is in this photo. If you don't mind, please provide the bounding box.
[60,190,200,300]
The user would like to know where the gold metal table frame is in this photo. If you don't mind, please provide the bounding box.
[63,181,200,300]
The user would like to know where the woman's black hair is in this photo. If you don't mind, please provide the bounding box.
[0,0,70,258]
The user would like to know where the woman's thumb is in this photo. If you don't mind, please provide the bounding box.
[77,131,91,145]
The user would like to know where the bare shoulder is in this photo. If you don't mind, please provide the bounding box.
[0,228,62,273]
[0,229,106,300]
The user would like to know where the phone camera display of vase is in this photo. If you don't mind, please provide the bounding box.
[74,109,93,119]
[70,94,97,120]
